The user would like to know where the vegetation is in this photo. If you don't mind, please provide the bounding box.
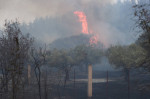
[0,21,103,99]
[0,21,33,99]
[47,45,103,88]
[1,2,150,99]
[107,44,147,69]
[134,4,150,71]
[106,3,150,77]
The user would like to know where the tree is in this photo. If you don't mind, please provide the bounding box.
[48,49,75,88]
[31,46,47,99]
[107,44,147,78]
[0,20,33,99]
[107,44,147,99]
[133,4,150,70]
[48,45,103,87]
[73,44,103,72]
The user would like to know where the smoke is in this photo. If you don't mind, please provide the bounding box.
[0,0,140,26]
[0,0,146,47]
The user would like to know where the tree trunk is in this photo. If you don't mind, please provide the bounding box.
[124,68,129,81]
[38,67,41,99]
[66,70,69,81]
[128,69,130,99]
[64,70,69,88]
[12,72,16,99]
[74,69,76,88]
[34,66,42,99]
[44,70,48,99]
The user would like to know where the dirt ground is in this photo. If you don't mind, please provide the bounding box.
[2,70,150,99]
[49,70,150,99]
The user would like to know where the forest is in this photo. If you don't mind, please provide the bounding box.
[0,1,150,99]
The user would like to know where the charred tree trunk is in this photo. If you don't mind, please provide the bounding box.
[85,64,88,73]
[123,68,130,99]
[128,69,130,99]
[38,67,41,99]
[123,68,129,81]
[44,70,48,99]
[12,73,16,99]
[64,70,69,88]
[74,69,76,88]
[65,70,69,81]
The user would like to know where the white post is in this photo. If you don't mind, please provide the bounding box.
[88,65,92,98]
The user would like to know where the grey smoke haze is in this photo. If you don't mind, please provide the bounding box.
[0,0,147,47]
[0,0,121,25]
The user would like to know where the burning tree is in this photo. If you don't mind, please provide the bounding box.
[0,21,33,99]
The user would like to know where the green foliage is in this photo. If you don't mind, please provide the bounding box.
[48,49,75,70]
[47,44,103,70]
[134,4,150,53]
[107,44,147,69]
[133,4,150,69]
[72,44,103,65]
[107,45,126,68]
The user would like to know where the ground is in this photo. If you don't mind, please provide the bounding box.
[48,70,150,99]
[3,70,150,99]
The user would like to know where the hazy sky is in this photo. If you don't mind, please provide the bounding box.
[0,0,145,47]
[0,0,139,27]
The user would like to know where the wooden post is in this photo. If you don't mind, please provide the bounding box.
[88,65,92,98]
[28,65,31,84]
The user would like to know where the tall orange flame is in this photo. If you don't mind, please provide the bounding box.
[74,11,88,34]
[74,11,98,46]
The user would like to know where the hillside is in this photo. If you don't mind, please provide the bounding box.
[49,34,103,49]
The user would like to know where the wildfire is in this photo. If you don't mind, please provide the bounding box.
[89,35,98,45]
[74,11,88,34]
[74,11,98,46]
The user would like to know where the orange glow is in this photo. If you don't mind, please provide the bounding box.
[74,11,89,34]
[74,11,99,46]
[89,35,98,45]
